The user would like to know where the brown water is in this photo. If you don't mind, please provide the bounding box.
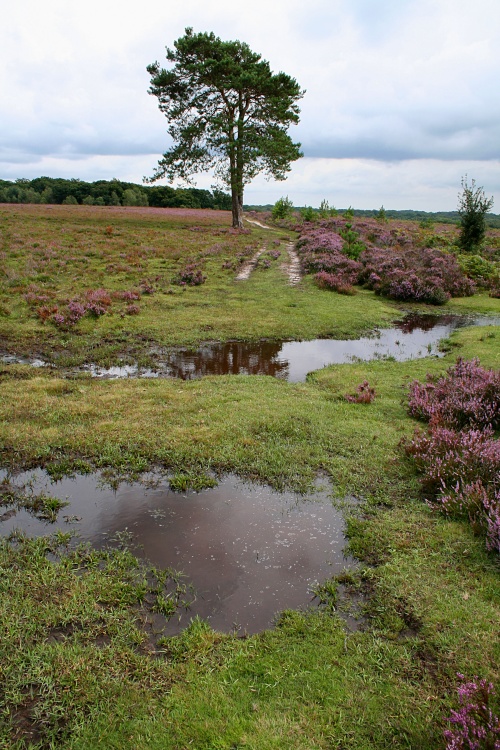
[1,472,351,633]
[2,314,498,381]
[83,313,500,381]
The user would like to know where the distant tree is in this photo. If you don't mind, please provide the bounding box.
[458,176,494,253]
[122,188,148,207]
[109,191,121,206]
[318,199,337,218]
[376,205,388,223]
[62,195,78,205]
[147,28,304,228]
[272,196,294,220]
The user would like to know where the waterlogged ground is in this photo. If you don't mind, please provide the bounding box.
[1,471,352,633]
[1,205,500,749]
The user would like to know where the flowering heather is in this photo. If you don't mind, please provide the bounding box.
[345,380,376,403]
[112,290,141,301]
[360,246,475,305]
[125,303,140,315]
[297,218,476,304]
[84,288,112,317]
[315,271,356,295]
[407,358,500,431]
[444,674,500,749]
[172,263,207,287]
[405,358,500,554]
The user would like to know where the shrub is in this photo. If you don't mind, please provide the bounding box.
[272,196,294,220]
[345,381,376,403]
[407,358,500,431]
[404,358,500,554]
[172,263,206,286]
[360,246,475,305]
[444,674,500,749]
[84,288,112,316]
[458,176,494,254]
[314,271,356,295]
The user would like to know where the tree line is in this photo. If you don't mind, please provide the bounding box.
[0,177,232,210]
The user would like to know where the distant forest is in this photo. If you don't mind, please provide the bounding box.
[0,177,232,210]
[245,204,500,228]
[1,177,499,227]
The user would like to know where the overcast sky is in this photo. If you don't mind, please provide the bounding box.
[2,0,499,210]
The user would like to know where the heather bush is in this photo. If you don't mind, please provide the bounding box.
[407,358,500,431]
[405,358,500,554]
[84,288,112,317]
[360,246,475,305]
[345,380,376,403]
[297,219,475,304]
[314,271,356,295]
[444,674,500,749]
[172,263,206,286]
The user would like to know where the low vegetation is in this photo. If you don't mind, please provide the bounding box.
[0,203,499,749]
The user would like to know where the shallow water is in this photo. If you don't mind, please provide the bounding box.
[75,313,500,381]
[2,313,499,382]
[1,472,351,633]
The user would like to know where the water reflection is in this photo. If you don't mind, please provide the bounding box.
[1,473,351,633]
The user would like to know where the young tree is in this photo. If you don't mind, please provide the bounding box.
[458,176,494,253]
[147,28,304,228]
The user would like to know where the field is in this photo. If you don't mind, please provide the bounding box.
[0,204,499,749]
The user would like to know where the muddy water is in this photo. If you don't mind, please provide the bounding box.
[1,473,350,633]
[84,313,500,381]
[2,314,499,381]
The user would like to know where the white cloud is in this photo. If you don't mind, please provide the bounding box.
[1,0,499,210]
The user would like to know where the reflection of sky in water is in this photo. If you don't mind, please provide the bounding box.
[1,472,351,633]
[2,315,499,383]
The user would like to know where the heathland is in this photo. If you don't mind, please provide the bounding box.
[0,203,499,749]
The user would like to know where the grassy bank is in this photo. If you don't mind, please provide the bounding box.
[0,206,499,748]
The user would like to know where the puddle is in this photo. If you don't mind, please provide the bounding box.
[0,473,352,634]
[2,313,499,382]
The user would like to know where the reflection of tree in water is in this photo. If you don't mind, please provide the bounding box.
[396,313,463,334]
[162,341,290,380]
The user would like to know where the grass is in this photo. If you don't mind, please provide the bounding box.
[0,205,499,749]
[0,204,397,368]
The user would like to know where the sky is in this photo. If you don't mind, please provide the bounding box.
[1,0,499,211]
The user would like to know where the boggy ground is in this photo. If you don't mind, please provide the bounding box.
[0,204,499,749]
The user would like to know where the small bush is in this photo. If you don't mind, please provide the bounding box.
[407,358,500,431]
[345,381,376,403]
[172,263,206,287]
[444,674,500,749]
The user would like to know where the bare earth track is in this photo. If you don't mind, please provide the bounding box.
[242,217,302,285]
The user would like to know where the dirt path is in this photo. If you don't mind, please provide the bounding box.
[236,246,267,280]
[244,217,272,230]
[242,217,302,285]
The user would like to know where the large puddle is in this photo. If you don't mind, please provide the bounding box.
[0,473,350,633]
[1,313,499,382]
[66,313,500,381]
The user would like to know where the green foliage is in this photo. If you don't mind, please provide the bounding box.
[147,27,304,227]
[458,176,494,253]
[318,199,337,218]
[300,206,316,222]
[376,205,388,223]
[122,188,149,207]
[62,194,78,205]
[272,195,294,220]
[458,254,499,287]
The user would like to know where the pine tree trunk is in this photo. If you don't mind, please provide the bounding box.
[231,189,243,229]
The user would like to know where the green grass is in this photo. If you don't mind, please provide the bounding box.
[0,204,397,367]
[1,205,499,749]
